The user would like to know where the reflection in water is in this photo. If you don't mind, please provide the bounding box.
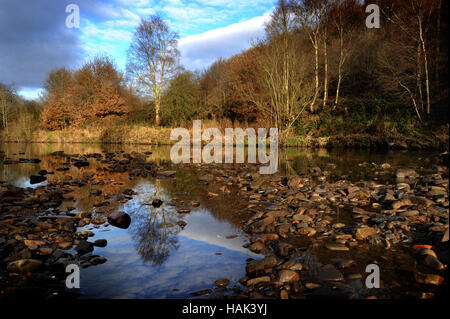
[130,180,180,265]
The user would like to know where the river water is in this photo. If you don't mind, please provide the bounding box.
[0,143,442,298]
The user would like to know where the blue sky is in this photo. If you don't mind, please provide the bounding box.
[0,0,275,100]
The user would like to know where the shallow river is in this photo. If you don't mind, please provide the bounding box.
[0,143,442,298]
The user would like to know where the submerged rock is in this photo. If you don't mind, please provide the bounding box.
[7,259,43,273]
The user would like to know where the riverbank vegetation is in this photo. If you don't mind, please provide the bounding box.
[0,0,448,149]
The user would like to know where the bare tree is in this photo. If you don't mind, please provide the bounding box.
[259,1,314,141]
[382,0,438,115]
[378,32,424,122]
[292,0,327,113]
[127,15,179,126]
[0,83,17,133]
[330,0,361,109]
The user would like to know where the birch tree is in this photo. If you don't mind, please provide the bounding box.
[127,15,179,126]
[0,83,16,133]
[292,0,327,113]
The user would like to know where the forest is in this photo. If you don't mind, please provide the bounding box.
[0,0,448,149]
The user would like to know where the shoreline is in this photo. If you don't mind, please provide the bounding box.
[1,133,448,152]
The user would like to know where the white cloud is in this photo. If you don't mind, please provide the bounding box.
[178,13,270,71]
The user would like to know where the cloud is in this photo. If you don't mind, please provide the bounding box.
[178,13,270,71]
[0,0,84,91]
[1,0,275,99]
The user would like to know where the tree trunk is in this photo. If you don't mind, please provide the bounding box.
[416,43,424,110]
[323,25,328,108]
[334,29,344,109]
[435,0,441,85]
[419,18,431,115]
[310,41,319,113]
[155,99,160,126]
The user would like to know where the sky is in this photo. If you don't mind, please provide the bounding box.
[0,0,276,100]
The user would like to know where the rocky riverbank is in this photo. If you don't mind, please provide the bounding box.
[184,157,449,299]
[0,150,448,299]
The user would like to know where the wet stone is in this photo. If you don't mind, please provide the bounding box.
[317,264,344,281]
[325,243,349,251]
[151,199,163,207]
[93,239,107,247]
[190,289,212,296]
[214,278,230,287]
[7,259,43,273]
[107,211,131,229]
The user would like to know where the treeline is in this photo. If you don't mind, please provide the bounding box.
[165,0,448,139]
[1,0,448,144]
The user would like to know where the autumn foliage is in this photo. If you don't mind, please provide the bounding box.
[42,56,130,130]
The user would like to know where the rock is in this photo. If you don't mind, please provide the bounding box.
[58,242,73,250]
[421,254,446,270]
[24,239,46,248]
[352,207,370,215]
[30,175,47,184]
[157,170,176,178]
[276,242,294,257]
[90,257,107,265]
[347,185,359,194]
[287,176,302,189]
[276,270,299,283]
[414,273,445,286]
[93,239,107,247]
[317,264,344,281]
[56,219,75,232]
[75,240,94,255]
[293,214,313,223]
[381,163,391,169]
[246,256,278,274]
[331,258,355,269]
[177,209,191,214]
[355,226,377,240]
[214,278,230,287]
[325,243,349,251]
[39,247,53,255]
[399,210,419,217]
[177,220,187,228]
[442,228,449,242]
[396,168,418,178]
[191,201,200,207]
[108,211,131,229]
[246,276,271,286]
[189,289,212,296]
[296,227,317,237]
[151,199,163,207]
[392,199,413,210]
[305,283,321,289]
[73,161,89,168]
[249,242,265,253]
[7,259,42,273]
[279,259,303,271]
[91,217,106,225]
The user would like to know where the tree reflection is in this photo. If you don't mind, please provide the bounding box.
[129,180,180,265]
